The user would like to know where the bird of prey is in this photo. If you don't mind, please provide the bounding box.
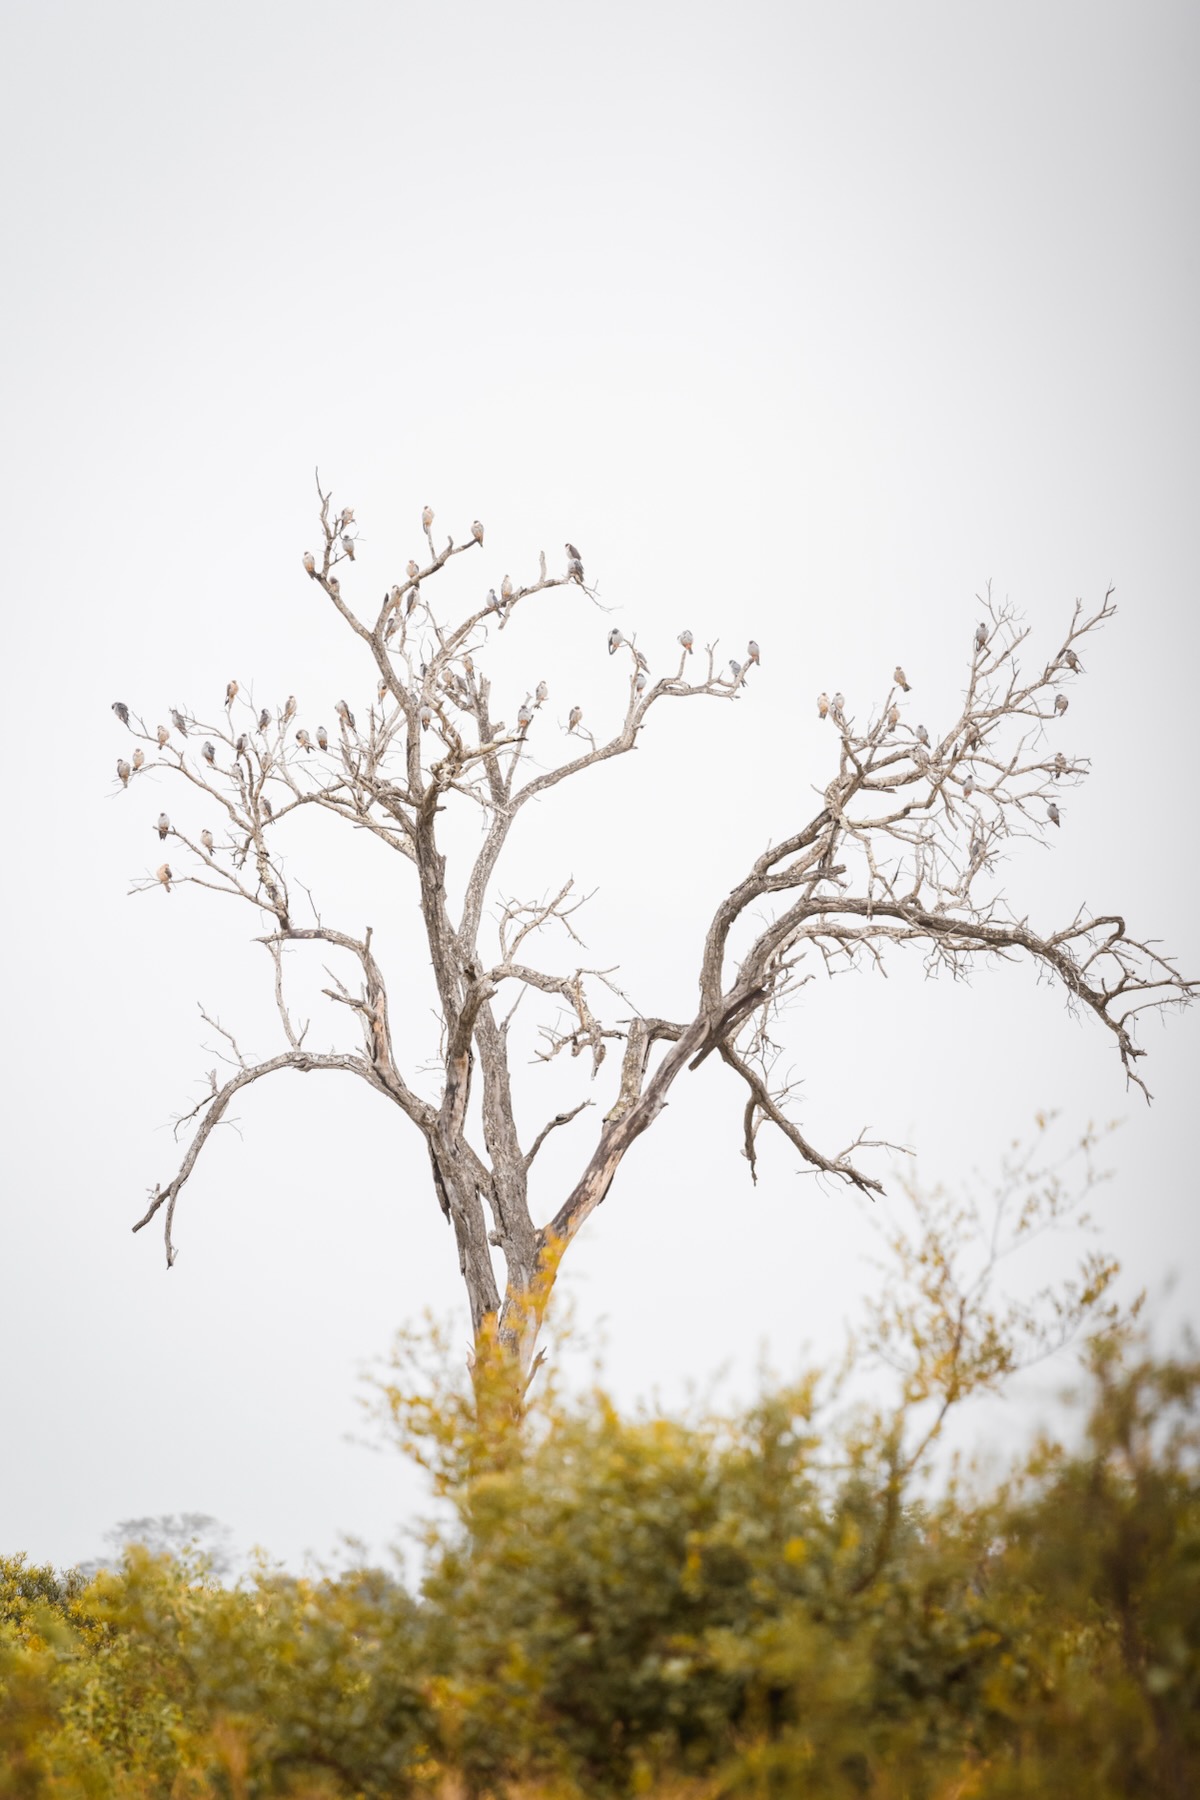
[377,678,389,703]
[1062,648,1082,672]
[1047,800,1061,827]
[419,703,433,732]
[388,584,403,612]
[471,520,484,544]
[962,770,975,800]
[747,639,760,665]
[566,541,582,561]
[517,701,533,733]
[156,724,169,748]
[566,544,585,583]
[226,680,239,708]
[156,863,172,892]
[201,829,214,855]
[887,702,900,729]
[157,812,170,840]
[729,659,743,681]
[608,628,623,655]
[131,748,144,771]
[117,758,131,788]
[262,796,274,821]
[817,691,830,719]
[235,734,248,756]
[635,670,647,694]
[422,505,434,531]
[341,534,355,561]
[916,723,930,747]
[296,728,312,752]
[535,679,548,706]
[678,628,694,654]
[568,705,582,731]
[893,666,910,691]
[339,506,355,529]
[486,588,501,612]
[336,699,356,730]
[283,696,297,723]
[832,691,846,719]
[303,550,316,576]
[1054,694,1069,716]
[1054,751,1066,779]
[463,655,475,677]
[202,741,216,765]
[501,573,515,602]
[317,725,329,750]
[112,701,130,727]
[975,622,988,651]
[170,709,188,737]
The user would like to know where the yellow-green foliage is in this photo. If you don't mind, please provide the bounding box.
[4,1136,1197,1797]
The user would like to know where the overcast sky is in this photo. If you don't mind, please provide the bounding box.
[2,0,1196,1575]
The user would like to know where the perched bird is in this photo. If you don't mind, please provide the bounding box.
[422,505,434,531]
[283,696,297,724]
[296,728,312,752]
[535,679,548,706]
[156,723,169,748]
[962,770,975,800]
[201,828,214,855]
[341,534,355,561]
[303,550,316,576]
[916,723,930,747]
[339,506,355,529]
[566,544,585,583]
[327,574,340,595]
[1054,694,1069,716]
[568,705,583,731]
[729,659,743,681]
[635,670,647,694]
[112,701,130,727]
[170,708,188,737]
[501,573,515,603]
[388,584,403,611]
[419,703,433,732]
[117,758,131,788]
[969,833,986,865]
[406,559,420,582]
[156,863,172,892]
[817,691,830,719]
[235,734,248,756]
[258,707,271,731]
[887,702,900,729]
[336,699,356,730]
[202,740,216,766]
[377,678,389,703]
[1054,751,1067,779]
[832,691,846,720]
[157,812,170,840]
[975,622,988,651]
[893,666,910,692]
[471,519,484,544]
[486,588,501,612]
[747,639,760,665]
[226,679,239,708]
[1047,800,1061,827]
[678,628,694,654]
[1062,648,1082,672]
[316,725,329,751]
[517,701,533,734]
[463,655,475,678]
[262,796,274,821]
[131,748,145,772]
[608,628,623,655]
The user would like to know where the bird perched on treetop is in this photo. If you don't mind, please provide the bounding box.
[1063,648,1082,672]
[303,550,316,576]
[132,748,144,771]
[535,679,548,706]
[608,628,623,655]
[1047,800,1061,827]
[226,680,238,708]
[156,863,172,892]
[296,728,312,752]
[157,812,170,840]
[501,574,514,603]
[422,505,434,531]
[1054,694,1069,716]
[202,741,216,766]
[747,639,760,665]
[341,534,355,561]
[517,701,533,734]
[471,519,484,544]
[566,544,585,583]
[283,696,297,724]
[201,829,214,855]
[258,708,271,732]
[893,666,910,692]
[419,703,433,732]
[156,723,169,748]
[316,725,328,750]
[817,691,830,719]
[117,758,131,788]
[1054,751,1066,779]
[678,628,694,654]
[916,723,930,747]
[112,701,130,727]
[962,770,975,800]
[407,559,420,581]
[336,699,355,730]
[568,705,582,731]
[832,691,846,720]
[235,734,248,756]
[635,670,647,694]
[170,709,188,737]
[887,702,900,729]
[729,659,742,682]
[975,622,988,651]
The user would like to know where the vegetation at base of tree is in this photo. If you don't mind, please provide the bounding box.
[5,1139,1197,1798]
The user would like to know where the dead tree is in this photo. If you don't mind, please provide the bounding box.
[114,482,1195,1389]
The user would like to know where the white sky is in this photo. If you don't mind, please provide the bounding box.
[2,0,1196,1573]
